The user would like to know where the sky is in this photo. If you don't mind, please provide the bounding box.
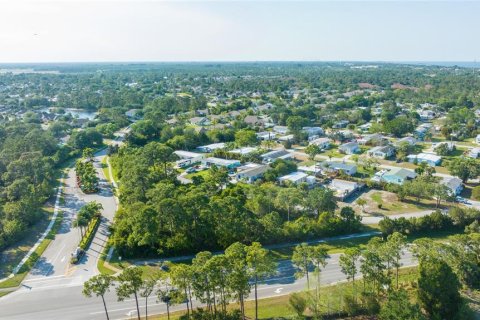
[0,0,479,63]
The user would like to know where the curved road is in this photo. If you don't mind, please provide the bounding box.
[16,148,117,292]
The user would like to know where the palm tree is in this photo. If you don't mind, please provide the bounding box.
[83,274,113,320]
[116,267,143,320]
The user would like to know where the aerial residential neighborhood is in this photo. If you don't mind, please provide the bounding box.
[0,1,479,320]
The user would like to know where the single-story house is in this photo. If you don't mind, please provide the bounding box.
[440,176,463,196]
[407,152,441,166]
[273,126,289,135]
[476,134,480,144]
[244,115,265,126]
[278,171,314,185]
[174,150,204,168]
[418,110,436,121]
[358,122,372,132]
[414,123,432,140]
[357,133,387,146]
[236,163,269,183]
[395,136,417,146]
[321,161,357,176]
[468,147,480,159]
[329,179,362,200]
[338,142,360,154]
[261,149,293,164]
[373,167,417,185]
[297,165,321,175]
[302,126,324,137]
[190,117,211,126]
[278,134,295,142]
[197,142,226,153]
[202,157,241,170]
[256,131,276,141]
[332,120,349,129]
[125,109,141,120]
[309,137,331,150]
[367,145,395,159]
[230,147,258,155]
[433,142,455,152]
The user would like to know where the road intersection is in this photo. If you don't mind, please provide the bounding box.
[1,127,476,319]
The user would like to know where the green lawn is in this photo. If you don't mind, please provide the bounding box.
[185,169,210,180]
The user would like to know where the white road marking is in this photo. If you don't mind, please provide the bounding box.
[23,275,66,283]
[274,288,283,294]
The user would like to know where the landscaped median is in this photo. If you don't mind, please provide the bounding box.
[71,215,101,264]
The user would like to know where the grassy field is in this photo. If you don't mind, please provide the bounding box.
[0,207,55,280]
[352,190,446,216]
[0,211,64,289]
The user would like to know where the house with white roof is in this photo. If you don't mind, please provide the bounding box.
[367,145,395,159]
[440,176,463,196]
[407,152,441,166]
[197,143,226,153]
[201,157,241,170]
[261,149,293,164]
[273,126,289,135]
[395,136,417,146]
[309,137,331,150]
[278,171,314,185]
[338,142,360,154]
[190,117,211,126]
[174,150,204,168]
[321,161,357,176]
[357,133,387,146]
[278,134,295,142]
[256,131,276,141]
[236,163,269,183]
[302,127,324,137]
[372,167,417,185]
[230,147,258,155]
[433,142,455,153]
[468,147,480,159]
[329,179,362,200]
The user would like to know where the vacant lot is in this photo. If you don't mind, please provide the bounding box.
[350,189,440,216]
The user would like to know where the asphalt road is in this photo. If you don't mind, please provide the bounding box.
[17,148,117,292]
[0,251,417,320]
[0,128,473,319]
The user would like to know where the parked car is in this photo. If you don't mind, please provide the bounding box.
[455,196,470,204]
[70,247,85,264]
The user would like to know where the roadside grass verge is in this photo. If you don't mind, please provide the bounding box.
[0,211,64,289]
[150,267,421,320]
[97,245,119,276]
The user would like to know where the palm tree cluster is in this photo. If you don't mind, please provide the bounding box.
[83,242,277,320]
[75,158,99,193]
[73,201,103,238]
